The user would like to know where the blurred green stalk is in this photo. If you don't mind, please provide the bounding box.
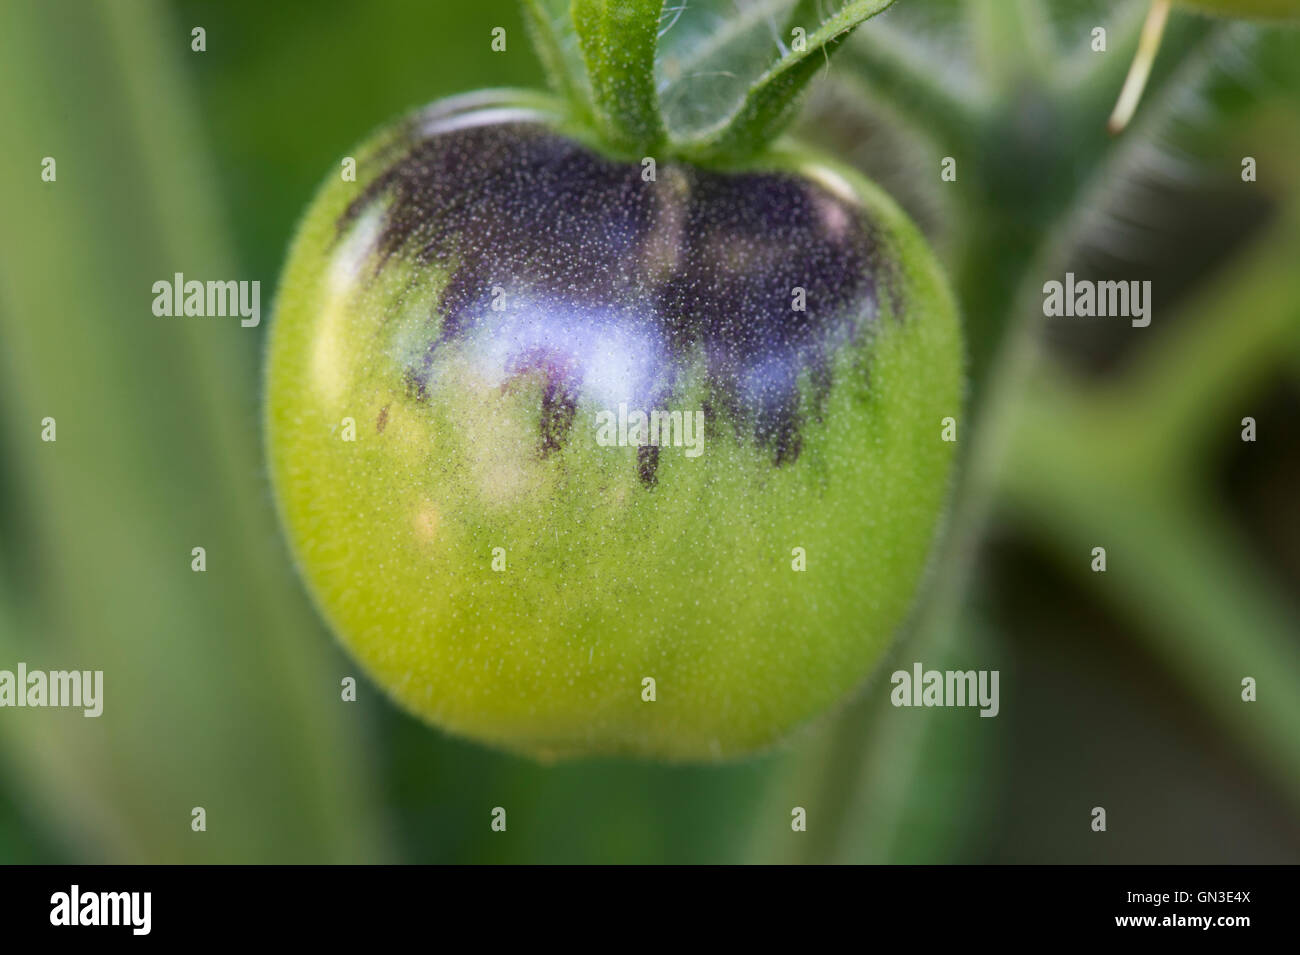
[1001,194,1300,810]
[0,0,387,861]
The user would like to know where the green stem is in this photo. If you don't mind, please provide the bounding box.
[571,0,665,153]
[521,0,590,116]
[1001,191,1300,810]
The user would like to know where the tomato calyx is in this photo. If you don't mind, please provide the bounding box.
[521,0,898,165]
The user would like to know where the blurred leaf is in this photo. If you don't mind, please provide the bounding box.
[656,0,797,137]
[657,0,894,159]
[0,0,386,862]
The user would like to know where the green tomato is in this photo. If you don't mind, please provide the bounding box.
[265,90,962,761]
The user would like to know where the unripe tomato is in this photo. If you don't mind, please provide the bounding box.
[265,91,962,761]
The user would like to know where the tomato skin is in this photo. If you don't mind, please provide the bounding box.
[265,91,962,761]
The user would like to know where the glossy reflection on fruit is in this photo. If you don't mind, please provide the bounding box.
[265,91,962,761]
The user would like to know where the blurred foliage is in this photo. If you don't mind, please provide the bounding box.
[0,0,1297,862]
[0,0,385,863]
